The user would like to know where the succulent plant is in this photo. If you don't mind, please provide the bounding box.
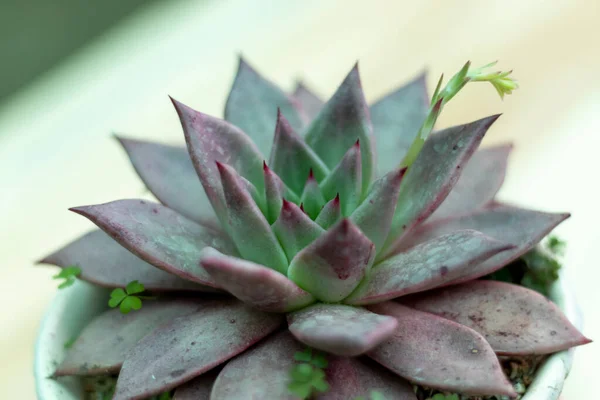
[41,58,590,400]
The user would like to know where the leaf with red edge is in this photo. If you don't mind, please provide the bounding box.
[112,300,284,400]
[70,200,236,287]
[368,302,516,397]
[263,161,298,223]
[200,247,315,312]
[171,98,265,222]
[315,195,341,229]
[288,219,375,302]
[173,370,219,400]
[320,141,362,216]
[402,280,591,355]
[225,57,306,156]
[55,300,204,376]
[397,204,570,284]
[39,230,211,291]
[429,144,513,221]
[116,137,218,227]
[345,230,513,305]
[287,304,397,356]
[272,199,325,261]
[293,82,324,121]
[382,115,501,257]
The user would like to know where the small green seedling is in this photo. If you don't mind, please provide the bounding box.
[288,348,329,398]
[547,235,566,256]
[354,390,387,400]
[52,266,81,289]
[108,280,152,314]
[428,393,460,400]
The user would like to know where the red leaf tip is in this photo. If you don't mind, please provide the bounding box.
[334,193,340,204]
[354,139,360,148]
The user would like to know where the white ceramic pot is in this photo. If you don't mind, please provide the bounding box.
[35,277,583,399]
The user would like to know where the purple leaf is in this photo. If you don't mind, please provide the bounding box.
[402,280,591,355]
[70,200,236,287]
[305,64,375,195]
[173,369,219,400]
[171,98,265,222]
[287,304,397,356]
[382,115,501,257]
[345,230,513,305]
[317,357,416,400]
[116,137,218,227]
[200,247,315,312]
[217,162,289,274]
[293,82,324,121]
[55,300,204,376]
[225,57,306,156]
[368,302,516,397]
[287,219,375,302]
[314,194,342,229]
[350,167,406,253]
[269,110,329,195]
[397,204,570,283]
[272,199,325,261]
[320,141,362,216]
[370,73,429,175]
[429,144,513,221]
[113,300,284,400]
[39,230,211,292]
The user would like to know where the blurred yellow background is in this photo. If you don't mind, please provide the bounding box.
[0,0,598,398]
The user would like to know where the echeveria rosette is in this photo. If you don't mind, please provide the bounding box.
[40,58,590,400]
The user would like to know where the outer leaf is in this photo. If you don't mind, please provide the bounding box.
[350,167,406,253]
[272,199,325,261]
[317,357,417,400]
[305,65,375,194]
[288,219,375,302]
[38,230,209,292]
[171,98,264,222]
[402,280,591,355]
[217,162,289,274]
[70,200,236,287]
[287,304,397,356]
[345,230,513,305]
[320,141,362,216]
[210,331,302,400]
[369,73,429,175]
[225,57,305,156]
[54,300,203,376]
[173,370,219,400]
[200,247,315,312]
[381,115,501,257]
[397,204,570,283]
[293,82,324,121]
[429,144,513,221]
[269,110,329,194]
[116,137,217,226]
[368,302,516,397]
[314,194,341,229]
[113,300,284,400]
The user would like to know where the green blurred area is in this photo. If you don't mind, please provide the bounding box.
[0,0,160,102]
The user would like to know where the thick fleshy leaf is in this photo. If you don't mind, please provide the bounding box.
[113,300,284,400]
[272,199,325,261]
[318,357,417,400]
[38,230,211,291]
[173,370,219,400]
[200,247,315,312]
[370,73,429,174]
[381,115,500,257]
[288,219,375,302]
[305,65,375,194]
[320,141,362,216]
[299,170,326,219]
[397,204,571,283]
[368,302,516,397]
[263,162,298,223]
[55,300,204,376]
[314,194,341,229]
[350,167,406,253]
[293,82,324,121]
[429,144,513,221]
[70,200,236,287]
[217,162,289,274]
[171,98,264,222]
[402,280,591,355]
[116,137,217,226]
[345,230,513,305]
[269,111,329,195]
[287,304,397,356]
[210,331,302,400]
[225,58,305,156]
